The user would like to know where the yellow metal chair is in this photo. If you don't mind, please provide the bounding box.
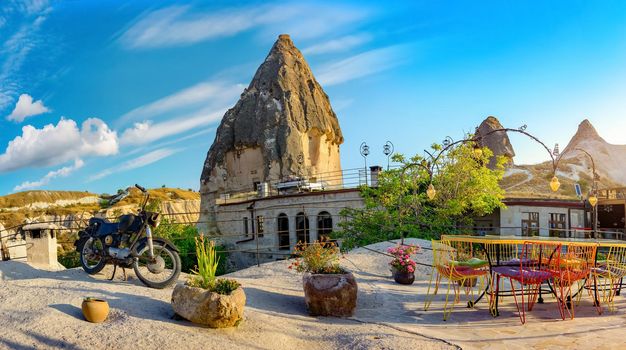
[590,245,626,313]
[424,240,489,321]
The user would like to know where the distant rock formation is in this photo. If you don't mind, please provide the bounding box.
[199,34,344,233]
[501,118,626,198]
[476,116,515,169]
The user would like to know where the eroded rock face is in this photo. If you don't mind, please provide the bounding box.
[302,272,357,317]
[199,34,344,232]
[476,116,515,168]
[171,284,246,328]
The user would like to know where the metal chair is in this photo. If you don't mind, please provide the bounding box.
[590,245,626,313]
[489,241,562,324]
[424,240,490,321]
[552,243,598,319]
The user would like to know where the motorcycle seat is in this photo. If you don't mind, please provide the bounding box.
[89,217,119,236]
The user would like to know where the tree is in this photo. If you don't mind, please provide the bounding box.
[336,140,506,250]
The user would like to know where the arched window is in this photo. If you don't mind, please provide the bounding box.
[317,211,333,241]
[277,213,290,250]
[296,212,310,244]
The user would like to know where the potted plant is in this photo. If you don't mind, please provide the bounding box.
[171,235,245,328]
[289,240,357,317]
[82,297,109,323]
[387,244,421,285]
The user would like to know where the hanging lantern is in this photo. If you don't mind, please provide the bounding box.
[589,195,598,207]
[426,183,436,200]
[549,176,561,192]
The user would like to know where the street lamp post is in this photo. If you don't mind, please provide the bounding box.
[383,141,394,170]
[360,142,370,186]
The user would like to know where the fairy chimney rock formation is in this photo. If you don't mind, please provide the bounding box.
[476,116,515,168]
[563,119,606,154]
[199,34,344,232]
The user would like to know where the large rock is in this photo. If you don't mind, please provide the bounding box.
[171,283,246,328]
[199,34,344,233]
[476,116,515,169]
[302,272,357,317]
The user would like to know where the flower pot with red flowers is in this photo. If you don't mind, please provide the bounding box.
[387,244,421,285]
[289,240,357,317]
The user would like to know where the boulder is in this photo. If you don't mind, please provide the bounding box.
[171,284,246,328]
[302,272,357,317]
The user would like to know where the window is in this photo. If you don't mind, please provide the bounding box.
[256,216,264,237]
[521,212,539,236]
[243,217,249,237]
[317,211,333,241]
[296,212,310,244]
[549,213,566,237]
[277,214,290,250]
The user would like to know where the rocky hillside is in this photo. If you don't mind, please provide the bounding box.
[496,118,625,198]
[0,188,200,229]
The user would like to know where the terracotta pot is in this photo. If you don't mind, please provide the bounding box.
[302,272,358,317]
[391,268,415,285]
[171,283,246,328]
[81,298,109,323]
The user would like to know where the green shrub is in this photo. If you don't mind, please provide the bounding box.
[58,250,81,268]
[154,220,227,275]
[212,278,241,295]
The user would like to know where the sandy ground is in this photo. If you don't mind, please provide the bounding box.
[1,239,625,349]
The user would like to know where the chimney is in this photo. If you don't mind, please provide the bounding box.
[370,166,383,187]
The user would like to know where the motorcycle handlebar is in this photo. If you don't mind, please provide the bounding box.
[135,184,147,192]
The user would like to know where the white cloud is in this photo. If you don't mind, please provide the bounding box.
[120,108,224,146]
[0,7,49,111]
[302,34,372,55]
[13,158,84,191]
[316,45,409,86]
[89,148,180,181]
[118,4,368,49]
[117,81,242,126]
[0,118,118,172]
[6,93,50,122]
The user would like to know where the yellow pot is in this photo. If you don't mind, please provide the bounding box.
[82,298,109,323]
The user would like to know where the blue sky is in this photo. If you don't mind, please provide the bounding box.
[2,0,626,195]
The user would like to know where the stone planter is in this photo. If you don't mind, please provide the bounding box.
[302,272,357,317]
[171,283,246,328]
[391,268,415,285]
[82,298,109,323]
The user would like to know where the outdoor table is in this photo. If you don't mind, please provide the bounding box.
[440,235,626,316]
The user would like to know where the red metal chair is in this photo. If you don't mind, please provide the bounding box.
[553,243,598,319]
[489,241,562,324]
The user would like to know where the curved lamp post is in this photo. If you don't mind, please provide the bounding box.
[418,125,559,197]
[383,141,394,170]
[360,142,370,186]
[553,146,600,236]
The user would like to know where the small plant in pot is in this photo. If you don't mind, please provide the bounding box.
[387,244,421,285]
[289,239,357,317]
[171,235,245,328]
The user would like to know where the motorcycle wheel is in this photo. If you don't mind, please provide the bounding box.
[133,241,181,289]
[78,237,106,275]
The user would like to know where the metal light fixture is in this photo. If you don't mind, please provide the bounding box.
[589,195,598,207]
[550,176,561,192]
[383,141,394,170]
[360,142,370,185]
[426,183,436,200]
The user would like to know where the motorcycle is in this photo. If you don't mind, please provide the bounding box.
[75,184,181,289]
